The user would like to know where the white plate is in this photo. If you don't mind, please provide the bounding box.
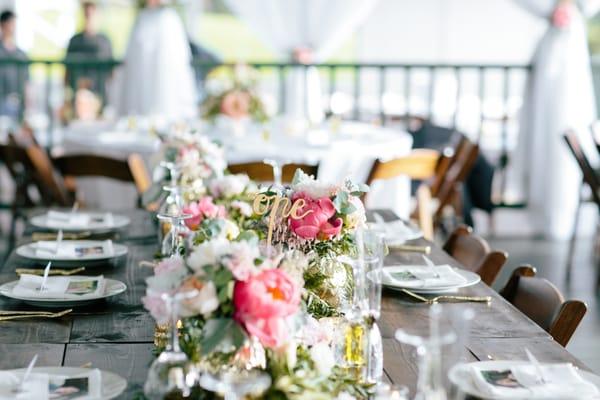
[382,265,481,293]
[368,221,423,245]
[30,212,130,232]
[3,366,126,399]
[0,278,127,307]
[448,361,600,400]
[16,241,128,262]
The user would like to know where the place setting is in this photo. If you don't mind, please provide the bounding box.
[0,261,127,308]
[0,354,127,399]
[15,229,128,267]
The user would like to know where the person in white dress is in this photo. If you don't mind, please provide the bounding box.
[113,0,197,120]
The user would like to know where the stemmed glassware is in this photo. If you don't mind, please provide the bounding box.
[144,289,200,399]
[395,305,462,400]
[199,368,271,400]
[157,213,193,257]
[263,158,291,187]
[339,228,385,383]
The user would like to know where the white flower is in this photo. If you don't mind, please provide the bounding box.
[284,340,298,370]
[145,266,187,293]
[231,200,253,217]
[291,169,339,198]
[309,342,335,376]
[222,219,240,240]
[210,174,249,198]
[345,195,366,229]
[187,238,229,272]
[179,280,219,318]
[222,240,260,281]
[335,393,357,400]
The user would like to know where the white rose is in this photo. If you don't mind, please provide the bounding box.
[231,200,253,217]
[309,342,335,376]
[187,238,229,272]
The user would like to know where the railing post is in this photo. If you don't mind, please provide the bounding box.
[379,66,386,125]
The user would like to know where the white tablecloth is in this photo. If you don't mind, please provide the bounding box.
[59,120,413,217]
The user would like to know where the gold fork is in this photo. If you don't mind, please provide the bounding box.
[15,267,86,276]
[0,309,73,322]
[32,232,91,241]
[400,289,491,304]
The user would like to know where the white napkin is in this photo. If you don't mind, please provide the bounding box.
[383,265,467,289]
[373,220,421,245]
[469,363,599,399]
[12,275,106,299]
[0,372,49,400]
[45,211,91,229]
[34,240,114,258]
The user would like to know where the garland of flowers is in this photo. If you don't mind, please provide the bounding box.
[143,133,373,399]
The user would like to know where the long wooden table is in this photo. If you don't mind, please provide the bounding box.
[0,209,591,399]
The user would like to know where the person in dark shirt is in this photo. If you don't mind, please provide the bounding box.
[0,10,28,118]
[65,2,113,95]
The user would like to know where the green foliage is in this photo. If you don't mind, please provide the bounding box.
[200,318,246,356]
[262,346,372,400]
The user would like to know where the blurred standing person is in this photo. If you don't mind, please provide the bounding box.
[0,10,28,119]
[64,1,113,120]
[113,0,197,119]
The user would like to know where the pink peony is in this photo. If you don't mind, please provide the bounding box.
[220,90,251,120]
[552,2,572,28]
[182,197,226,230]
[288,192,343,240]
[233,269,301,348]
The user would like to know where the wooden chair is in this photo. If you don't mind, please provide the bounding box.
[500,265,587,347]
[365,149,440,184]
[430,135,479,221]
[227,162,318,184]
[128,153,152,195]
[365,149,440,239]
[563,130,600,283]
[443,225,507,286]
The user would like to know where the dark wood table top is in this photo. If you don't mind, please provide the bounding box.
[0,209,591,398]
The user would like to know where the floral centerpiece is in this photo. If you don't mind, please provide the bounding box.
[202,64,270,125]
[149,131,227,207]
[254,170,369,317]
[142,236,370,399]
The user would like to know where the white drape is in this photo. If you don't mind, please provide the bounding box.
[507,0,600,239]
[113,7,197,120]
[224,0,379,123]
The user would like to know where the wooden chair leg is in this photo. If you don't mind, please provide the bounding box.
[566,182,583,283]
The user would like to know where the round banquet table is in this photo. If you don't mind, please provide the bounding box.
[58,119,413,217]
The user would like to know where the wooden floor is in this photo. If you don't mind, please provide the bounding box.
[488,236,600,372]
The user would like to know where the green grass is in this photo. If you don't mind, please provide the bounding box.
[26,8,356,63]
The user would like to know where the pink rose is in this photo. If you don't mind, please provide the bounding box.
[552,2,572,28]
[233,269,301,349]
[288,192,343,240]
[220,90,251,120]
[154,256,184,275]
[182,197,226,230]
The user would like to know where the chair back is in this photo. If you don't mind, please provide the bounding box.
[128,153,152,194]
[54,154,136,182]
[366,149,440,185]
[500,265,587,347]
[228,162,318,184]
[433,136,479,218]
[4,131,71,206]
[443,225,507,285]
[564,130,600,206]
